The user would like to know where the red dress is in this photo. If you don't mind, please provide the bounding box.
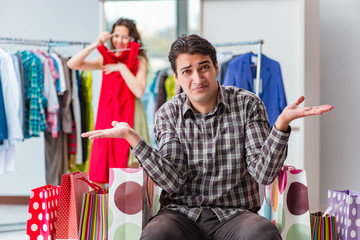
[89,42,139,183]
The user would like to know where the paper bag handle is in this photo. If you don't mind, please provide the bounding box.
[322,199,346,217]
[282,165,296,171]
[264,184,273,207]
[78,177,105,194]
[263,165,298,206]
[41,184,56,191]
[145,174,153,206]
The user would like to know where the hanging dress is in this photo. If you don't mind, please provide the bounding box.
[89,42,139,183]
[127,97,150,168]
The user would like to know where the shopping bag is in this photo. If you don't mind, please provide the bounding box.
[26,184,60,240]
[325,189,360,239]
[78,177,108,240]
[108,168,160,240]
[55,171,90,239]
[310,211,337,240]
[258,165,311,239]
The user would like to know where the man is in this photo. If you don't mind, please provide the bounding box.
[82,34,333,240]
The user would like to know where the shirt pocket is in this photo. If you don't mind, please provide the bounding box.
[216,122,245,159]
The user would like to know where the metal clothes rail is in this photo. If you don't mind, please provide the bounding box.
[214,40,264,97]
[0,37,90,51]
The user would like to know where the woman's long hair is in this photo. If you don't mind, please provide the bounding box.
[110,18,148,61]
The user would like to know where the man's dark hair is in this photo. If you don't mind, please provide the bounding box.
[168,34,217,76]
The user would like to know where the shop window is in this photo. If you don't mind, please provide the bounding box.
[103,0,200,79]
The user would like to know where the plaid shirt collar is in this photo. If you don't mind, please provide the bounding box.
[182,83,229,118]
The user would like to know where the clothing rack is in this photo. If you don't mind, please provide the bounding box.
[0,37,90,51]
[214,40,264,97]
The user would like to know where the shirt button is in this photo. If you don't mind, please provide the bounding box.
[207,133,211,138]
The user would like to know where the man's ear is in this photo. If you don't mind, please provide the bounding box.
[174,71,180,84]
[215,61,219,76]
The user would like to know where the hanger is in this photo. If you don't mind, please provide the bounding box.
[110,33,135,42]
[107,33,144,52]
[107,47,146,53]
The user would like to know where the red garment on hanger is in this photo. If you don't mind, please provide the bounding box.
[89,42,139,183]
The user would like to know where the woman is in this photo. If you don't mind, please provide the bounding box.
[67,18,149,184]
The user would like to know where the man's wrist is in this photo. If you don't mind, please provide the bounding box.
[126,128,141,148]
[274,115,290,132]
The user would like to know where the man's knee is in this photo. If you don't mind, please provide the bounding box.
[140,210,202,240]
[250,220,281,240]
[140,212,179,240]
[241,215,281,240]
[215,212,282,240]
[140,223,178,240]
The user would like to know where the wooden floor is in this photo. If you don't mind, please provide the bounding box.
[0,204,27,239]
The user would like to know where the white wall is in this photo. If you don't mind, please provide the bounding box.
[202,0,305,168]
[202,0,323,210]
[0,0,100,195]
[319,0,360,209]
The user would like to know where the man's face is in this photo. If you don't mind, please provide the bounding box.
[174,53,219,113]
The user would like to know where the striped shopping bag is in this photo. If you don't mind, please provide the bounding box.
[310,212,337,240]
[78,178,108,240]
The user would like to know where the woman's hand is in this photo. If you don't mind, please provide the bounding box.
[103,62,127,74]
[274,96,334,132]
[96,32,111,46]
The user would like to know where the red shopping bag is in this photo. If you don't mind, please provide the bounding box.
[55,171,90,239]
[26,184,60,240]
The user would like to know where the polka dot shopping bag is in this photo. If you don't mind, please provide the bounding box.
[26,184,61,240]
[325,189,360,239]
[259,165,311,240]
[108,168,160,240]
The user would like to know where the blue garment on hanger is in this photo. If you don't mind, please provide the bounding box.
[0,58,8,144]
[223,52,287,126]
[49,55,61,93]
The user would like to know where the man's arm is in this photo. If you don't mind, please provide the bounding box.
[245,96,333,185]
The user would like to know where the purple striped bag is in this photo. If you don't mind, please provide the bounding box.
[78,178,108,240]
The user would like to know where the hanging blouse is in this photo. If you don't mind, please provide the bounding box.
[20,50,47,138]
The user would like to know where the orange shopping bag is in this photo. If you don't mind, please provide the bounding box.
[55,171,89,239]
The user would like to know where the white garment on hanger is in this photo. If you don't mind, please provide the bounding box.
[50,52,67,95]
[0,48,23,173]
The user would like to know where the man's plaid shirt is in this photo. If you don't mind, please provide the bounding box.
[133,85,290,222]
